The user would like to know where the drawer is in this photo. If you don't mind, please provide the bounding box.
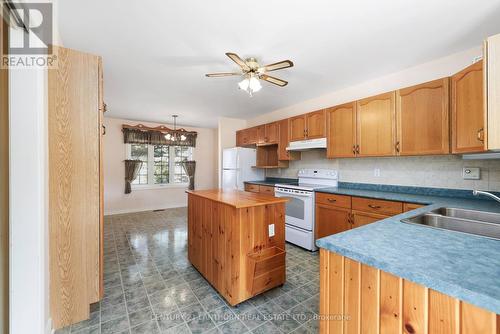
[259,185,275,195]
[244,183,260,193]
[403,202,425,212]
[315,192,351,209]
[352,197,403,215]
[247,247,286,294]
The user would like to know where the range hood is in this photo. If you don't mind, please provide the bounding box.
[286,137,327,151]
[462,151,500,160]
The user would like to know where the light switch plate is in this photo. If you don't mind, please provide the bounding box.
[268,224,275,237]
[463,167,480,180]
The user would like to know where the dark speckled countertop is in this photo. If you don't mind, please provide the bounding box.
[244,177,298,187]
[315,182,500,314]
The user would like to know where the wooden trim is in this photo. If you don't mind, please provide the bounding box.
[319,251,500,334]
[487,33,500,150]
[98,57,104,299]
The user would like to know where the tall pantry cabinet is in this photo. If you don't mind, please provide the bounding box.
[48,46,104,329]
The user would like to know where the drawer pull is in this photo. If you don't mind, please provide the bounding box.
[368,204,381,209]
[327,198,337,203]
[477,128,484,142]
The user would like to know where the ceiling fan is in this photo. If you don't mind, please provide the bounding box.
[206,52,294,96]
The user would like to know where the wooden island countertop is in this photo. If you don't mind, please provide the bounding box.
[186,189,288,208]
[187,189,288,305]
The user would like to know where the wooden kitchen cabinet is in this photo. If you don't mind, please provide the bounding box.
[264,122,279,144]
[396,78,450,155]
[244,183,260,193]
[305,109,326,139]
[351,210,389,229]
[403,202,425,212]
[316,204,352,239]
[326,102,357,158]
[289,114,307,141]
[236,127,258,147]
[356,92,396,157]
[277,118,301,161]
[289,109,326,142]
[257,125,266,145]
[451,61,485,153]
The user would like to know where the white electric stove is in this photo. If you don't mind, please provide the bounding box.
[275,169,338,251]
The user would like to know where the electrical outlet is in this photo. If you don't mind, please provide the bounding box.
[268,224,275,237]
[463,167,480,180]
[374,168,381,177]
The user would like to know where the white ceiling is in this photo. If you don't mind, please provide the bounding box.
[57,0,500,128]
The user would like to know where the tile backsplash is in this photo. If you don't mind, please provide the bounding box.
[266,150,500,191]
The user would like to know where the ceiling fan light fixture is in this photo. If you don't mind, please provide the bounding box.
[238,78,250,91]
[249,76,261,92]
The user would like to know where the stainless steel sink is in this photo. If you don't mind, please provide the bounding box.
[401,208,500,240]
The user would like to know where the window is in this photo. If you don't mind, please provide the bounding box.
[127,144,193,188]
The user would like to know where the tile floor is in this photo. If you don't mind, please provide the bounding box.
[56,207,320,334]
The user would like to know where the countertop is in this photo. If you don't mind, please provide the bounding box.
[315,183,500,314]
[244,178,298,187]
[186,189,288,208]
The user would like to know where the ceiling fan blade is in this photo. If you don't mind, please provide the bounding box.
[225,52,250,71]
[262,60,294,72]
[260,74,288,87]
[205,72,240,77]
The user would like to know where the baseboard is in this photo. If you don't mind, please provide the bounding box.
[104,204,187,216]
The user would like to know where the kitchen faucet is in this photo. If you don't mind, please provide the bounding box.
[472,190,500,203]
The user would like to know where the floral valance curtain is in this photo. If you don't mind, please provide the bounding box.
[123,127,197,147]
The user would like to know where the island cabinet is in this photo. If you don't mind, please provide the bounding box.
[187,189,288,305]
[319,250,500,334]
[396,78,450,155]
[451,61,485,153]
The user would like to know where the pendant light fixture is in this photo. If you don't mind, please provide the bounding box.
[164,115,187,141]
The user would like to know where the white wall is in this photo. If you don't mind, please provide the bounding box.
[216,117,247,187]
[247,46,482,126]
[8,29,50,334]
[104,117,218,215]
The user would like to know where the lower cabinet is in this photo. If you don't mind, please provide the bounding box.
[315,193,419,240]
[320,250,499,334]
[244,183,275,196]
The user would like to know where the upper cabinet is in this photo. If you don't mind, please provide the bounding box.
[264,122,279,144]
[278,118,301,161]
[396,78,450,155]
[451,61,485,153]
[486,33,500,150]
[236,126,258,147]
[290,109,326,141]
[326,103,357,158]
[356,92,396,157]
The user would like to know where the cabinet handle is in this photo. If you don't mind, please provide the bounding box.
[395,141,400,153]
[102,125,106,135]
[477,128,484,142]
[327,198,337,203]
[368,204,381,209]
[352,145,356,155]
[356,145,360,154]
[348,213,354,225]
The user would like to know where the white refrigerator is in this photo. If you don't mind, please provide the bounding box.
[222,147,264,190]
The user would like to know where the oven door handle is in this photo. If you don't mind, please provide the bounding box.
[275,190,313,197]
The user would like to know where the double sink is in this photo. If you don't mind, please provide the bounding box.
[402,207,500,240]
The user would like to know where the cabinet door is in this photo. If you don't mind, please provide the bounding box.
[351,210,388,229]
[236,130,244,147]
[306,109,326,139]
[257,125,266,145]
[246,127,258,145]
[451,61,485,153]
[396,78,450,155]
[265,122,279,144]
[315,205,351,239]
[356,92,396,157]
[326,103,357,158]
[277,119,300,161]
[289,115,306,142]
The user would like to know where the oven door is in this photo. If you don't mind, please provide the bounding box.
[275,189,314,231]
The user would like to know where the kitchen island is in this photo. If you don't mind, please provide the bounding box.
[187,189,288,305]
[315,186,500,333]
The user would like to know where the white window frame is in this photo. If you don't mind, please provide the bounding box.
[126,144,192,190]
